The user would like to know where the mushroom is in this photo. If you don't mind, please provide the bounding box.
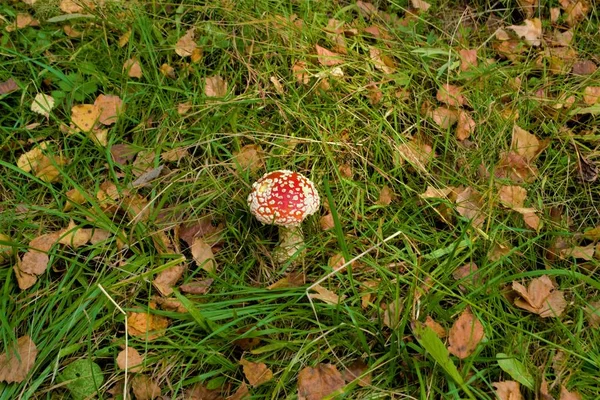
[247,170,320,263]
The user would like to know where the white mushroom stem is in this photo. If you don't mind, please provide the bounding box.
[273,225,305,264]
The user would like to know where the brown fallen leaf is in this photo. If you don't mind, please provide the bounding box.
[180,278,214,295]
[559,0,590,26]
[71,104,100,132]
[459,49,478,72]
[424,316,447,338]
[175,28,196,57]
[124,58,143,78]
[584,300,600,328]
[561,243,595,261]
[58,220,92,248]
[205,75,227,97]
[162,147,189,162]
[267,271,305,290]
[309,284,345,305]
[436,84,466,107]
[429,106,459,129]
[455,187,485,229]
[153,264,186,296]
[63,188,87,212]
[495,151,538,183]
[191,48,203,63]
[411,0,431,11]
[319,213,334,231]
[395,138,434,174]
[507,18,542,46]
[560,385,582,400]
[60,0,95,14]
[583,86,600,105]
[292,61,310,85]
[447,308,485,359]
[452,262,481,292]
[382,298,404,329]
[572,60,597,75]
[0,335,38,383]
[498,185,527,209]
[21,232,60,275]
[341,360,371,387]
[512,125,541,162]
[369,47,395,74]
[0,78,19,95]
[228,382,250,400]
[159,64,176,79]
[5,13,39,32]
[512,276,567,318]
[94,94,123,126]
[14,261,37,290]
[493,381,523,400]
[240,358,273,387]
[110,144,138,165]
[191,237,216,273]
[297,364,344,400]
[116,347,143,373]
[131,375,161,400]
[233,144,264,173]
[315,44,343,66]
[127,311,169,340]
[456,110,476,141]
[185,382,224,400]
[376,185,394,206]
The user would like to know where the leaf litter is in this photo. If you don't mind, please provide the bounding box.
[512,276,567,318]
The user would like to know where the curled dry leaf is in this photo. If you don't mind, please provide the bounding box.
[127,311,169,340]
[131,375,161,400]
[205,75,227,97]
[153,263,186,296]
[341,360,371,387]
[369,47,395,74]
[455,186,485,229]
[436,84,466,107]
[240,359,273,387]
[175,28,196,57]
[297,364,344,400]
[124,58,143,78]
[308,284,345,305]
[0,336,38,383]
[507,18,542,46]
[493,381,523,400]
[512,276,566,318]
[447,308,485,359]
[31,93,55,118]
[116,347,143,372]
[315,44,343,66]
[160,64,176,79]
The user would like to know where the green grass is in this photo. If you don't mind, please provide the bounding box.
[1,0,600,399]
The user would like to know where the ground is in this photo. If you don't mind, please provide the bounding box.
[1,0,599,399]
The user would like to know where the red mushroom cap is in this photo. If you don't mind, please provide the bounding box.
[247,170,320,227]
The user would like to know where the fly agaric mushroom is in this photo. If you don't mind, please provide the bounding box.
[247,170,320,263]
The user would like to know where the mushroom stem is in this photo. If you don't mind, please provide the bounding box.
[273,226,305,264]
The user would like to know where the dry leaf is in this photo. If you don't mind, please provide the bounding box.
[561,244,595,261]
[512,276,566,318]
[60,0,95,14]
[162,147,189,162]
[267,271,305,290]
[177,101,192,115]
[517,0,538,17]
[110,144,138,165]
[0,233,13,264]
[436,84,466,107]
[191,48,203,63]
[153,264,186,296]
[559,0,590,26]
[118,30,131,47]
[459,49,478,71]
[447,308,485,359]
[341,360,371,387]
[71,104,100,132]
[452,262,481,291]
[63,24,82,38]
[14,261,37,290]
[411,0,431,11]
[456,110,476,140]
[131,375,161,400]
[175,28,196,57]
[297,364,344,400]
[420,186,454,199]
[512,125,540,162]
[0,78,19,95]
[0,336,38,383]
[21,232,60,275]
[583,86,600,105]
[58,220,92,248]
[89,229,111,244]
[560,386,582,400]
[495,151,538,183]
[191,237,216,273]
[383,298,404,329]
[507,18,542,46]
[233,144,264,173]
[376,185,393,206]
[205,75,227,97]
[498,185,527,209]
[319,213,334,231]
[554,29,574,46]
[455,187,485,228]
[269,76,285,95]
[493,381,523,400]
[31,93,54,118]
[94,94,122,126]
[308,284,345,305]
[315,44,343,66]
[116,347,143,373]
[572,60,597,75]
[228,382,250,400]
[395,139,434,174]
[160,64,176,79]
[239,359,273,387]
[429,107,459,129]
[424,316,447,338]
[180,278,214,295]
[292,61,310,84]
[584,301,600,328]
[521,211,540,230]
[369,47,395,74]
[127,312,169,340]
[124,58,143,78]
